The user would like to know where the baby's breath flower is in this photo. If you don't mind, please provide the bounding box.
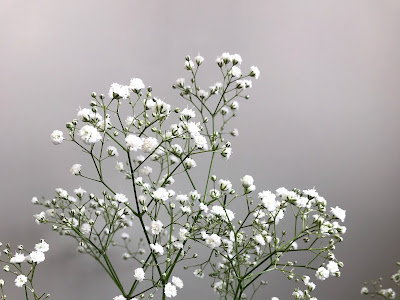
[14,275,27,287]
[50,130,64,145]
[70,164,81,175]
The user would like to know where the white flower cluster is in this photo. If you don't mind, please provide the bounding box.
[38,53,347,300]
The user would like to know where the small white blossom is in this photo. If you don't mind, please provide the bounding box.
[70,164,81,175]
[330,206,346,222]
[14,275,27,287]
[113,295,126,300]
[150,243,164,255]
[116,161,124,171]
[142,137,158,153]
[107,146,119,157]
[184,157,197,169]
[230,66,241,77]
[250,66,260,79]
[150,220,163,235]
[133,267,145,282]
[241,175,254,188]
[152,188,169,202]
[125,134,143,151]
[172,276,183,289]
[129,78,145,91]
[28,251,45,263]
[164,282,177,298]
[79,125,102,144]
[202,231,221,248]
[115,193,128,203]
[10,252,25,264]
[51,130,64,145]
[315,267,330,280]
[140,166,152,176]
[35,240,49,252]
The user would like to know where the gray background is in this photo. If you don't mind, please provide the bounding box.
[1,1,399,299]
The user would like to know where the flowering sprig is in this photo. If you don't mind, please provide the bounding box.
[36,53,345,299]
[0,240,50,300]
[361,261,399,300]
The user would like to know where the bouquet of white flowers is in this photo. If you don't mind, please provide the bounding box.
[1,53,346,300]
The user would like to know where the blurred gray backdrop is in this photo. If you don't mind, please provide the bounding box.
[1,1,399,299]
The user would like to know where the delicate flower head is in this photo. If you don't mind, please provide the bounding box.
[241,175,254,188]
[193,135,208,149]
[164,282,177,298]
[250,66,260,79]
[79,125,102,144]
[331,206,346,222]
[150,220,163,235]
[315,267,329,280]
[28,250,45,264]
[172,276,183,289]
[202,232,221,248]
[150,243,164,255]
[115,193,128,203]
[152,187,169,202]
[129,78,145,91]
[14,275,27,287]
[142,137,158,153]
[125,134,143,151]
[133,267,145,282]
[70,164,81,175]
[231,54,242,65]
[113,296,126,300]
[10,252,25,264]
[183,157,197,169]
[35,240,49,252]
[230,66,241,77]
[193,269,204,278]
[107,146,119,157]
[51,130,64,145]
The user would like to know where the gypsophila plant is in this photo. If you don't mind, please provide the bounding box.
[0,239,50,300]
[361,261,400,300]
[29,53,346,300]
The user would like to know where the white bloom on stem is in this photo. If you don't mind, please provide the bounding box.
[315,267,330,280]
[125,134,143,151]
[113,295,126,300]
[172,276,183,289]
[129,78,145,91]
[140,166,152,176]
[241,175,254,188]
[70,164,81,175]
[142,137,158,153]
[35,240,49,252]
[79,125,102,144]
[185,60,194,70]
[14,275,27,287]
[202,231,221,248]
[31,197,39,204]
[179,228,188,241]
[180,108,196,120]
[180,206,191,214]
[218,179,232,192]
[250,66,260,79]
[107,146,119,157]
[10,252,25,264]
[56,188,68,199]
[184,157,196,169]
[330,206,346,222]
[150,220,163,235]
[199,202,208,213]
[152,188,169,202]
[115,193,128,203]
[193,135,208,150]
[326,261,339,275]
[80,223,91,234]
[259,191,279,212]
[231,54,242,65]
[50,130,64,145]
[254,234,265,246]
[164,282,177,298]
[230,66,241,77]
[210,205,235,222]
[116,161,124,171]
[109,83,130,99]
[194,55,204,65]
[221,147,232,160]
[150,243,164,255]
[28,251,45,263]
[175,78,185,88]
[133,267,145,282]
